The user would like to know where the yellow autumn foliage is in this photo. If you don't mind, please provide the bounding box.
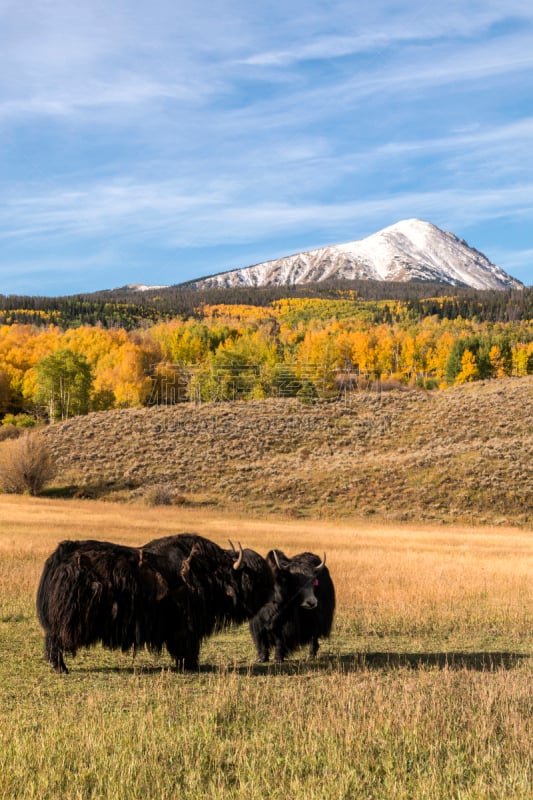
[0,297,531,415]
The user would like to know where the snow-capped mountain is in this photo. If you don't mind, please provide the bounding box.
[124,283,170,292]
[186,219,522,291]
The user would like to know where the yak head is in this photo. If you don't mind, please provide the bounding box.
[226,540,273,620]
[267,550,327,610]
[176,539,272,623]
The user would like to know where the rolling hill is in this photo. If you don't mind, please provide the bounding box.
[41,376,533,526]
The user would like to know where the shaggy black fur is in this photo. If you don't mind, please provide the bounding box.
[36,533,272,673]
[249,550,335,663]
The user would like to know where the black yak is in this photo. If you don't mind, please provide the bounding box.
[249,550,335,663]
[141,534,273,668]
[36,539,173,673]
[36,533,272,673]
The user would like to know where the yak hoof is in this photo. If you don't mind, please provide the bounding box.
[175,660,199,672]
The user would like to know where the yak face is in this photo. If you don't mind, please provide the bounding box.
[267,550,326,611]
[299,578,319,610]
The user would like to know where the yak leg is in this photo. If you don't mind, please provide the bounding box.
[254,629,270,663]
[180,633,201,671]
[255,642,270,663]
[308,636,320,658]
[256,644,270,663]
[166,635,200,671]
[273,639,289,664]
[249,618,270,663]
[45,633,69,674]
[181,642,200,671]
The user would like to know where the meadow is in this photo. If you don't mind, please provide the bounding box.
[0,496,531,799]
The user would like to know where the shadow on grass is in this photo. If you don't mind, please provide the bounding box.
[333,651,529,672]
[68,649,529,677]
[229,650,530,675]
[233,650,530,675]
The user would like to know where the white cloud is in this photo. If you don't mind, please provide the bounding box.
[3,177,532,252]
[238,1,533,68]
[0,1,532,291]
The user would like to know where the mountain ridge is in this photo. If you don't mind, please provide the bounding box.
[183,219,522,292]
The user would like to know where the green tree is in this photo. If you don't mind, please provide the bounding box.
[32,349,93,421]
[445,336,490,385]
[270,364,302,397]
[0,369,10,415]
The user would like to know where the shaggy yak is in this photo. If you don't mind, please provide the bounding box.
[141,534,273,667]
[36,533,272,673]
[249,550,335,663]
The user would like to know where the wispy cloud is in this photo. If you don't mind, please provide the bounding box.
[238,2,533,67]
[1,0,532,292]
[3,176,532,254]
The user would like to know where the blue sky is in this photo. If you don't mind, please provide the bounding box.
[1,0,532,295]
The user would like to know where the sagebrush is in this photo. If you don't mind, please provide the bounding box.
[0,431,56,495]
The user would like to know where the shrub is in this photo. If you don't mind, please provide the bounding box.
[0,432,56,495]
[0,425,23,443]
[143,484,174,506]
[296,380,318,405]
[1,413,38,429]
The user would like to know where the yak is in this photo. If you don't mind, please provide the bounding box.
[36,538,173,673]
[36,533,272,673]
[141,533,273,669]
[249,549,335,664]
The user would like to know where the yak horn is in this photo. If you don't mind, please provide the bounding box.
[232,542,244,570]
[272,550,281,569]
[316,553,326,570]
[228,539,236,553]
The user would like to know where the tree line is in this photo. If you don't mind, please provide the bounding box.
[0,296,532,422]
[1,283,532,329]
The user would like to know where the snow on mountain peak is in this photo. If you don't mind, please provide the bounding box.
[185,219,523,292]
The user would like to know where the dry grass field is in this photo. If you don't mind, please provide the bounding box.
[40,376,533,526]
[0,496,531,799]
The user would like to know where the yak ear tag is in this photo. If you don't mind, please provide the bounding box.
[314,578,319,587]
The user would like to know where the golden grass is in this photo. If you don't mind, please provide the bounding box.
[2,495,530,638]
[0,496,531,799]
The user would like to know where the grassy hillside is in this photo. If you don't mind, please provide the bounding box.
[40,376,533,526]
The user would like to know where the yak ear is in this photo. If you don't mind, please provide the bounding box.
[180,543,201,584]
